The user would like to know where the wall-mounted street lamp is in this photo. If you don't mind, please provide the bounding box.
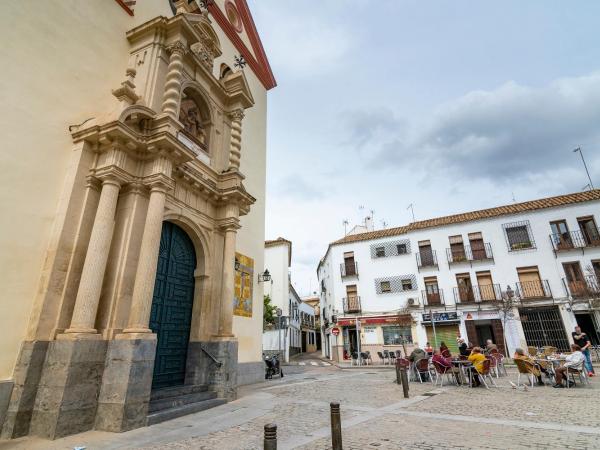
[505,285,514,300]
[234,257,241,271]
[258,269,271,283]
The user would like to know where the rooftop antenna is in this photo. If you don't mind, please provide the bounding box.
[573,147,595,190]
[407,203,415,222]
[381,219,388,229]
[511,192,516,203]
[582,183,592,191]
[343,219,349,236]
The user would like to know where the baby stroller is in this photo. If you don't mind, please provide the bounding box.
[264,353,284,379]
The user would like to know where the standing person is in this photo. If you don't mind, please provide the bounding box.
[572,326,595,377]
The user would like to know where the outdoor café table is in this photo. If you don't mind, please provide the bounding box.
[451,359,473,386]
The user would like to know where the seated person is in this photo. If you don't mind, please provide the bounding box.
[553,344,585,388]
[485,339,498,354]
[457,338,470,357]
[467,347,487,387]
[425,342,434,356]
[432,349,461,384]
[440,341,451,357]
[513,348,548,386]
[409,347,427,363]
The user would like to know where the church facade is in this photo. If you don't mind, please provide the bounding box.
[0,0,275,439]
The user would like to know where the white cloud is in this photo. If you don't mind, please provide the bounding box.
[248,2,354,77]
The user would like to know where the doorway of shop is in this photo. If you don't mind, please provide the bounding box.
[575,313,600,345]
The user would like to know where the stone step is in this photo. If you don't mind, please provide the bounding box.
[150,384,209,402]
[148,390,218,413]
[147,398,227,426]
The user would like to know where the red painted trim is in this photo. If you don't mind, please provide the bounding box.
[208,1,276,90]
[114,0,134,16]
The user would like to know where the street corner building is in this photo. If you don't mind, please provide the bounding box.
[318,191,600,363]
[0,0,275,440]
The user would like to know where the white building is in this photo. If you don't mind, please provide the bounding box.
[318,190,600,362]
[262,238,303,361]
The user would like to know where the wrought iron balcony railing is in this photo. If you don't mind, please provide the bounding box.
[516,280,552,300]
[416,250,438,269]
[421,288,445,306]
[563,276,600,299]
[453,284,502,304]
[340,261,358,278]
[343,296,361,314]
[446,243,494,264]
[550,229,600,252]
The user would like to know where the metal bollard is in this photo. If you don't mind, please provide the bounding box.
[264,423,277,450]
[400,367,409,398]
[395,362,402,385]
[330,402,343,450]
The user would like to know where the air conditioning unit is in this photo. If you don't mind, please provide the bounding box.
[407,298,419,306]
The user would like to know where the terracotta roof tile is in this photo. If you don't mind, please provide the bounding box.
[331,189,600,245]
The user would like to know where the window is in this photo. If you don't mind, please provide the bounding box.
[503,221,535,251]
[397,244,407,254]
[375,247,386,257]
[380,281,391,293]
[577,216,600,245]
[383,326,413,345]
[401,279,413,291]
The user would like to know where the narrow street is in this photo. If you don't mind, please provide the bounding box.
[3,360,599,450]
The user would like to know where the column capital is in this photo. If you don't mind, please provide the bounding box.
[94,166,131,187]
[218,217,240,232]
[166,41,188,57]
[85,175,102,192]
[144,173,175,193]
[228,108,245,122]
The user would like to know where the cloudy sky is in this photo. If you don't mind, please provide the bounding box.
[248,0,600,297]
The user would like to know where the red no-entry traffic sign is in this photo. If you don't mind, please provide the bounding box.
[331,327,340,336]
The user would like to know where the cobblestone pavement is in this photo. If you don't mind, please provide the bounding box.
[3,365,599,449]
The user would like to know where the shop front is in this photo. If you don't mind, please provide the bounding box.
[462,310,506,355]
[422,312,461,354]
[334,315,415,361]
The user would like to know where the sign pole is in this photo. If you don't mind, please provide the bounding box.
[355,317,362,365]
[430,308,438,349]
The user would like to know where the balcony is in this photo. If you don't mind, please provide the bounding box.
[343,295,361,314]
[416,250,438,270]
[301,317,317,329]
[550,229,600,252]
[453,284,502,304]
[563,276,600,299]
[340,261,358,278]
[446,243,494,265]
[516,280,552,300]
[421,288,445,306]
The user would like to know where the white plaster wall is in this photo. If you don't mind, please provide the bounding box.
[325,201,600,314]
[263,244,290,313]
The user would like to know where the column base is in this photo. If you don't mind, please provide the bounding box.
[1,341,49,439]
[186,340,238,401]
[29,337,107,439]
[95,335,157,432]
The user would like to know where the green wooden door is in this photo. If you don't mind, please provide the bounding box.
[150,222,196,389]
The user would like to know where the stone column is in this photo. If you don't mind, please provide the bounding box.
[64,178,121,335]
[123,176,173,334]
[227,109,244,170]
[217,223,239,337]
[161,41,187,118]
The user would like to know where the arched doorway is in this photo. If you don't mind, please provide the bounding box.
[150,222,196,389]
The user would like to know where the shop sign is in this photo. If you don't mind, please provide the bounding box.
[422,312,459,323]
[337,315,412,327]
